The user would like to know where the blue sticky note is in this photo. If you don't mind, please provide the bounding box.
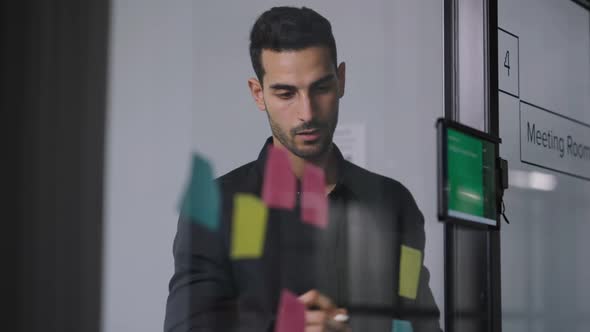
[392,319,413,332]
[178,154,220,231]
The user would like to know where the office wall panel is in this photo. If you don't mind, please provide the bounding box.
[498,1,590,331]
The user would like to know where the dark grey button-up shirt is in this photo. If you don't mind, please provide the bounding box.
[165,137,441,332]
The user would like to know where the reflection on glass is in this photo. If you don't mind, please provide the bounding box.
[508,169,557,191]
[458,0,486,130]
[165,6,442,332]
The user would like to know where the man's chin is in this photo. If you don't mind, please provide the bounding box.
[290,142,329,160]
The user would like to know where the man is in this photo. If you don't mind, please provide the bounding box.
[165,6,440,332]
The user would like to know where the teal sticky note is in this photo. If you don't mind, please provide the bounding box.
[392,319,413,332]
[178,154,220,231]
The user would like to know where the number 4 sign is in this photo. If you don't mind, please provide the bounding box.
[498,28,519,98]
[504,50,510,76]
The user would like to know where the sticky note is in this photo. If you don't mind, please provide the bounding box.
[230,194,268,259]
[262,146,296,209]
[274,289,305,332]
[178,154,220,231]
[392,319,413,332]
[301,163,328,229]
[398,245,422,300]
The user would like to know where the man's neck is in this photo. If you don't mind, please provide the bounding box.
[272,138,338,195]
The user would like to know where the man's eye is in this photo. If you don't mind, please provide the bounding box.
[315,85,331,93]
[277,92,294,99]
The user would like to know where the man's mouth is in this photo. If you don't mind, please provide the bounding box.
[296,129,321,140]
[297,129,319,135]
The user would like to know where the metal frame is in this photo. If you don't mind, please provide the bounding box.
[444,0,502,331]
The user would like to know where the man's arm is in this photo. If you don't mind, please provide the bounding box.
[396,184,442,332]
[164,215,238,332]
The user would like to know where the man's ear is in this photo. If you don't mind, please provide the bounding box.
[336,62,346,98]
[248,78,266,111]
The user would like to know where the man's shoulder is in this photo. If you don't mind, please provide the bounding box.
[215,160,259,193]
[344,160,414,202]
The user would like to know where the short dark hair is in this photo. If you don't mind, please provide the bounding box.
[249,6,337,85]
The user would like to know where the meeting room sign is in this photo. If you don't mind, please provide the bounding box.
[520,101,590,180]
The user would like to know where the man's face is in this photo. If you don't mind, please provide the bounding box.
[249,46,346,161]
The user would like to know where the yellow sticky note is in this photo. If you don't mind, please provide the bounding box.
[231,194,268,259]
[398,245,422,300]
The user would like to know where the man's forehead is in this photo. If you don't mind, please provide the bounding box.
[261,47,335,84]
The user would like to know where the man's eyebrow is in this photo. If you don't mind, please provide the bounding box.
[268,83,296,91]
[310,74,336,88]
[268,74,336,91]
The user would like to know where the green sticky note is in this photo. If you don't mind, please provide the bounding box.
[178,154,220,231]
[398,245,422,300]
[392,319,413,332]
[230,194,268,259]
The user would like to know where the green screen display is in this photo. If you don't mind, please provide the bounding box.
[447,128,496,225]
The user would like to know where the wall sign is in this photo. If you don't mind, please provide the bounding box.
[498,28,519,98]
[520,101,590,180]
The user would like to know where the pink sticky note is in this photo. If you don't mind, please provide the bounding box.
[262,146,297,209]
[274,289,305,332]
[301,163,328,229]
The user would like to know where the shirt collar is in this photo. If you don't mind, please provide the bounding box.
[254,137,357,199]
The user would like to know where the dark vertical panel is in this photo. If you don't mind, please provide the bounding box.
[487,1,503,332]
[1,1,26,331]
[571,0,590,11]
[443,3,457,329]
[3,0,110,331]
[443,2,457,331]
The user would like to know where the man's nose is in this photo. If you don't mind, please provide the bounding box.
[297,94,314,122]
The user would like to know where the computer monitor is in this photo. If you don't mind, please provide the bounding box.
[437,119,501,228]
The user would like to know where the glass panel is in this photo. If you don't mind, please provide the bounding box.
[498,0,590,331]
[102,1,447,331]
[458,0,486,131]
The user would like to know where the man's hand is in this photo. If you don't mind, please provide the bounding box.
[299,290,351,332]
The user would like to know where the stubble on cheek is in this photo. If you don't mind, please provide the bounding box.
[265,109,293,149]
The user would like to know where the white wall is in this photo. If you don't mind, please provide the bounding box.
[102,1,445,330]
[102,1,194,331]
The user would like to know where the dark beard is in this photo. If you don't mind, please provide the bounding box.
[265,110,336,160]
